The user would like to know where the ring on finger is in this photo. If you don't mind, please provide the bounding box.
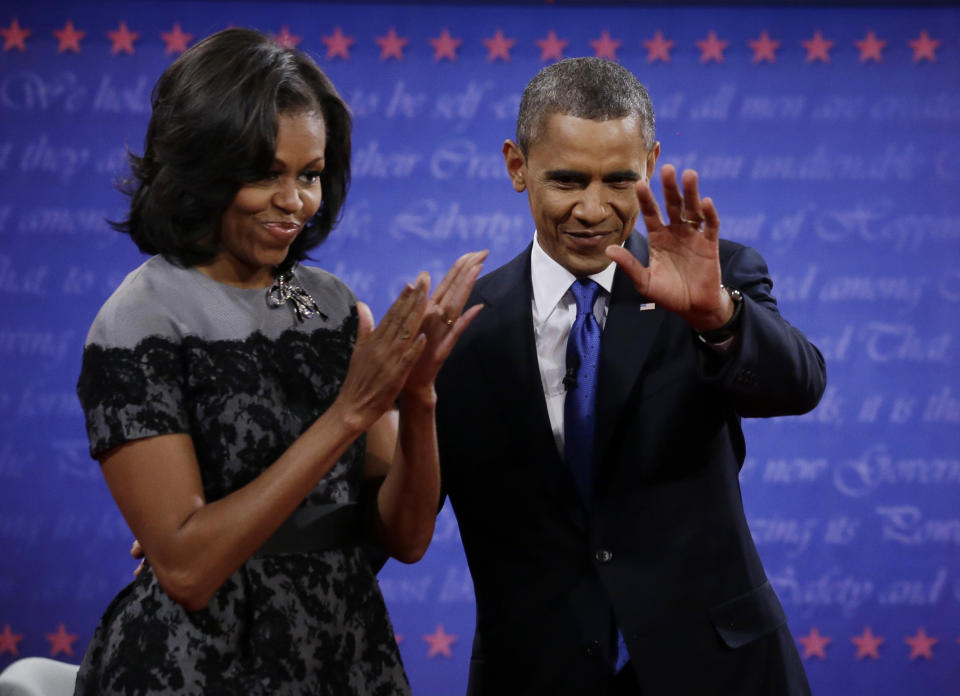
[682,217,704,226]
[442,315,455,327]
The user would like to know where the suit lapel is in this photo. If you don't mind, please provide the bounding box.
[594,232,665,470]
[475,246,586,523]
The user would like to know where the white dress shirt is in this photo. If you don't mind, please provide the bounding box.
[530,233,617,456]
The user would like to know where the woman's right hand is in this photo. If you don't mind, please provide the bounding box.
[335,274,431,432]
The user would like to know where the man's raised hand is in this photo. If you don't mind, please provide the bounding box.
[605,164,733,332]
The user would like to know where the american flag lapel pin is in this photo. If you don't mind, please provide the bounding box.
[640,302,656,311]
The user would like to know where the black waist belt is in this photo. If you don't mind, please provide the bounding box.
[255,503,361,557]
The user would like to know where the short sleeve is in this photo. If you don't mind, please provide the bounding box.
[77,334,189,458]
[76,260,191,459]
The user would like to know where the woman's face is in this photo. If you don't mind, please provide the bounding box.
[201,110,327,288]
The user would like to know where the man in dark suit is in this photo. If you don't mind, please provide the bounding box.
[435,58,825,695]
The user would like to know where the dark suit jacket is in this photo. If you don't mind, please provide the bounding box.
[435,232,826,696]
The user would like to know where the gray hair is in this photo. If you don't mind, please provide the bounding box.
[516,57,655,154]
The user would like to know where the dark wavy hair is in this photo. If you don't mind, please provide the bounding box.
[113,27,352,270]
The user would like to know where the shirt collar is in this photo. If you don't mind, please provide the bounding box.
[530,232,618,321]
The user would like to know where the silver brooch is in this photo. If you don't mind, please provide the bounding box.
[267,267,325,322]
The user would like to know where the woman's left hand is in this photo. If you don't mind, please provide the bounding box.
[402,250,488,400]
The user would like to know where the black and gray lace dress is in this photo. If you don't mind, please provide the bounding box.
[74,255,410,696]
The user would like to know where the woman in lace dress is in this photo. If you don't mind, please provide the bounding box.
[74,28,485,695]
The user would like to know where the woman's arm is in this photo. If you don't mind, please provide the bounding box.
[362,251,487,563]
[363,390,439,564]
[103,279,429,612]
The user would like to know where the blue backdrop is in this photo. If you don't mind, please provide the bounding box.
[1,2,958,694]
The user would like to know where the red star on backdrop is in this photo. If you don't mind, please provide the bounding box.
[161,23,192,55]
[797,627,831,660]
[107,21,139,55]
[909,30,940,62]
[536,30,568,62]
[272,26,301,49]
[696,30,728,63]
[802,30,834,63]
[394,633,404,644]
[905,627,938,660]
[46,623,77,657]
[483,29,515,62]
[748,30,780,63]
[851,627,884,660]
[0,624,23,656]
[423,624,457,658]
[53,20,85,53]
[376,27,408,61]
[589,30,621,60]
[429,28,462,62]
[855,30,886,63]
[322,27,354,59]
[1,18,30,52]
[643,30,674,63]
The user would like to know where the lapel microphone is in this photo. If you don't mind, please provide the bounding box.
[563,356,579,391]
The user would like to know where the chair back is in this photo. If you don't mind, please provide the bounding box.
[0,657,80,696]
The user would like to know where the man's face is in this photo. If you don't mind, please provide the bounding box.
[504,113,659,277]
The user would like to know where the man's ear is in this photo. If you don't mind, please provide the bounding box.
[645,141,661,181]
[503,139,527,193]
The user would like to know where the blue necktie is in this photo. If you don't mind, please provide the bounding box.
[564,278,603,502]
[564,280,632,674]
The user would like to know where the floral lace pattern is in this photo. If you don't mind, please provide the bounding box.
[74,270,409,695]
